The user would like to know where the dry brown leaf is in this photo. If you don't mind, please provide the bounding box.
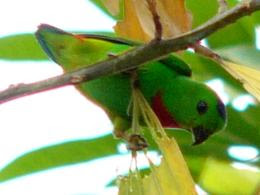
[114,0,192,42]
[114,0,151,42]
[101,0,121,16]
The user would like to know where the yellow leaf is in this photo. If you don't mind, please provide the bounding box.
[114,0,192,42]
[157,137,197,195]
[118,171,144,195]
[222,60,260,102]
[118,138,197,195]
[145,137,197,195]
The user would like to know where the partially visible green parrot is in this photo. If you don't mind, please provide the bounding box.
[36,24,227,145]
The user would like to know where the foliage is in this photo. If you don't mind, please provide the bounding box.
[0,0,259,194]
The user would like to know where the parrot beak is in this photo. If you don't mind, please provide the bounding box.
[192,126,212,146]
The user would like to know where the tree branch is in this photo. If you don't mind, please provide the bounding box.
[0,0,260,104]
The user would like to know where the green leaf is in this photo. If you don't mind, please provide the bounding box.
[199,158,260,194]
[186,0,218,28]
[217,45,260,70]
[0,34,47,60]
[187,0,258,49]
[207,16,256,48]
[0,134,118,182]
[206,0,260,48]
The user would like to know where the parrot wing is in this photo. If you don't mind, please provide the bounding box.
[36,24,191,77]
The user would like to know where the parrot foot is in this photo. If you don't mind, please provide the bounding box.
[127,134,148,152]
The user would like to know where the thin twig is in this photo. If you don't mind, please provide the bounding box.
[0,0,260,104]
[193,43,222,62]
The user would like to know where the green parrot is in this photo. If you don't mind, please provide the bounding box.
[36,24,227,145]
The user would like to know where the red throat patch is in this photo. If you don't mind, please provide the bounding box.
[152,93,180,128]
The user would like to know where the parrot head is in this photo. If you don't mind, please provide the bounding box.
[153,77,227,145]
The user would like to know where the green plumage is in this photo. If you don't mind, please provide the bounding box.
[36,24,227,145]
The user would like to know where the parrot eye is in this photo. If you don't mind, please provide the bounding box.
[197,100,208,115]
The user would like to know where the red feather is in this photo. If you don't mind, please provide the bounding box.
[152,93,180,128]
